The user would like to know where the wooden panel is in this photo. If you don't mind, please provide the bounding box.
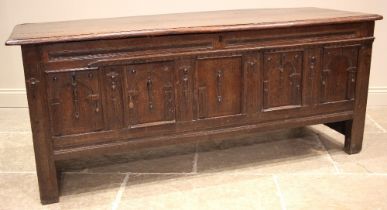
[42,34,214,62]
[126,61,175,127]
[320,45,359,103]
[196,56,243,119]
[46,70,104,136]
[175,59,195,121]
[101,66,125,130]
[244,53,260,115]
[263,49,303,110]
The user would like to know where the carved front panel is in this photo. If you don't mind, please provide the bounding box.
[126,61,175,127]
[46,70,104,136]
[196,56,243,119]
[244,53,260,114]
[320,45,359,103]
[102,66,125,129]
[176,59,194,121]
[263,50,303,110]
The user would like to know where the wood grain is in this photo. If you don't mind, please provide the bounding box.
[5,7,382,45]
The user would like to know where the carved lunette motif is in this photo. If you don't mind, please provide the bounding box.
[226,31,356,46]
[48,42,213,62]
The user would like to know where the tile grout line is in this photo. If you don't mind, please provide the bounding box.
[315,134,341,174]
[273,175,287,210]
[64,171,128,175]
[192,142,199,173]
[366,114,387,133]
[325,150,341,174]
[111,173,129,210]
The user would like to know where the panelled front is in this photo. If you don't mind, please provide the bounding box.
[41,28,369,147]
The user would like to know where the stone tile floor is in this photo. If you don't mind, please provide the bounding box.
[0,107,387,210]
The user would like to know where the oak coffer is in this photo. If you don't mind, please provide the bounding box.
[5,8,383,204]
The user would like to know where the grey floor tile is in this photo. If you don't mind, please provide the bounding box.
[196,133,337,174]
[0,132,35,172]
[0,108,31,132]
[277,174,387,210]
[118,173,281,210]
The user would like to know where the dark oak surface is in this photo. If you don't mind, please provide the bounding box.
[5,7,382,205]
[6,7,382,45]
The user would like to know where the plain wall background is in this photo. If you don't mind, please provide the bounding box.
[1,0,386,107]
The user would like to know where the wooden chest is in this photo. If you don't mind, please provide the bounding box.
[6,8,382,204]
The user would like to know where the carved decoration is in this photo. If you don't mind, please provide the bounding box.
[26,77,40,99]
[70,72,100,119]
[309,55,317,80]
[247,60,256,70]
[48,41,213,62]
[216,69,224,103]
[128,89,139,109]
[126,62,175,126]
[181,66,190,103]
[321,46,359,103]
[197,56,242,119]
[163,84,174,120]
[71,72,80,119]
[106,71,119,90]
[176,61,193,121]
[46,70,103,136]
[198,86,208,118]
[102,67,126,130]
[263,50,302,109]
[26,77,40,85]
[146,71,154,111]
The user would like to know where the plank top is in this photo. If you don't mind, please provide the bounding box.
[6,7,382,45]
